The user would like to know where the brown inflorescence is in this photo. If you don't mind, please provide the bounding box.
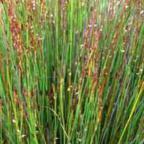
[82,8,103,122]
[9,10,23,54]
[40,0,47,24]
[82,8,101,84]
[25,0,45,55]
[7,1,23,73]
[108,0,131,19]
[59,0,68,31]
[27,0,37,12]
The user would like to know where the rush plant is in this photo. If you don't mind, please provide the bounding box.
[0,0,144,144]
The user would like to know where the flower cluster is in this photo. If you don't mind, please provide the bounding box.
[7,2,23,72]
[8,9,23,54]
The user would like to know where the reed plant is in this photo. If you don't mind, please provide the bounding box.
[0,0,144,144]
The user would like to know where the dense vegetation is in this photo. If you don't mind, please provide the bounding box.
[0,0,144,144]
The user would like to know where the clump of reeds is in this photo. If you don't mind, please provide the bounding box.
[0,0,144,144]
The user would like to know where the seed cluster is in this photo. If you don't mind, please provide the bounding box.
[8,9,23,54]
[7,2,23,72]
[59,0,68,31]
